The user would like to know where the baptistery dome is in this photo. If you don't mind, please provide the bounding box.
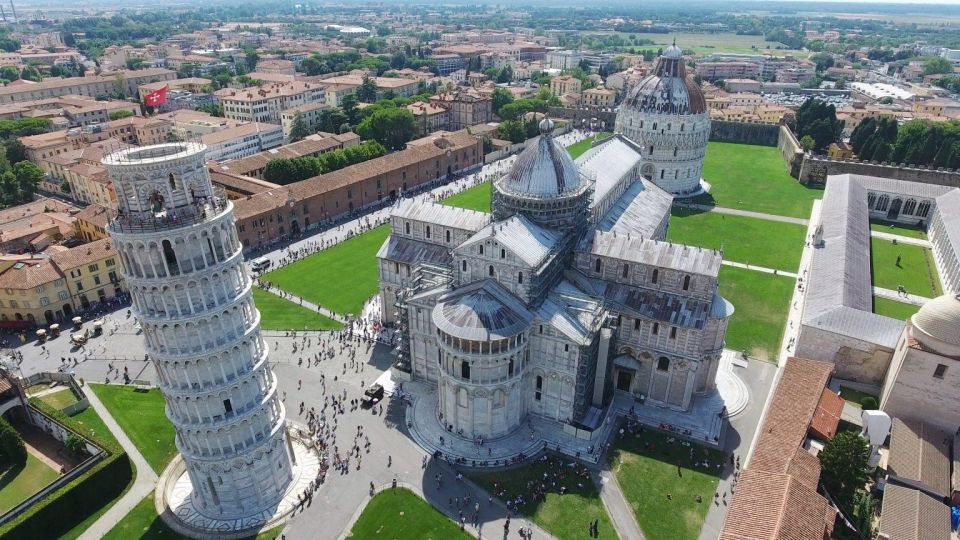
[614,41,711,196]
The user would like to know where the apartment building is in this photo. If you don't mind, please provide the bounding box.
[216,81,327,125]
[137,77,212,102]
[429,89,492,131]
[210,132,360,179]
[0,69,176,104]
[320,75,420,100]
[407,101,450,136]
[280,102,331,141]
[695,62,761,81]
[550,75,582,97]
[581,87,617,108]
[547,50,583,70]
[200,121,284,162]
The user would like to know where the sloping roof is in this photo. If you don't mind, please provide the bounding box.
[461,214,560,268]
[536,279,604,345]
[232,188,290,220]
[392,199,490,232]
[719,469,831,540]
[576,136,643,203]
[877,484,950,540]
[432,279,533,341]
[808,388,843,441]
[933,188,960,277]
[0,259,63,290]
[49,238,116,270]
[376,235,453,268]
[584,230,723,277]
[75,203,111,229]
[596,177,673,239]
[887,418,951,497]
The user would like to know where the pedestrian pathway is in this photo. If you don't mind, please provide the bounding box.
[677,203,809,226]
[28,385,70,398]
[720,260,797,278]
[258,284,351,324]
[873,286,930,306]
[594,469,644,540]
[77,385,159,540]
[871,229,931,247]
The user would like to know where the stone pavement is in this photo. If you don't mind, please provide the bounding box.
[77,384,159,540]
[720,260,798,278]
[873,285,930,306]
[678,202,809,226]
[870,229,932,247]
[594,469,644,540]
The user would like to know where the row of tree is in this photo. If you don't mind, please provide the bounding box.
[793,98,843,152]
[492,88,561,121]
[850,116,960,168]
[0,415,26,467]
[262,141,387,185]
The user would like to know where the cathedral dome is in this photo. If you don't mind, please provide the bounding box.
[433,281,533,342]
[911,293,960,355]
[498,122,581,198]
[621,45,706,115]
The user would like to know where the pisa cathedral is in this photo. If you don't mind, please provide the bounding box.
[377,45,728,440]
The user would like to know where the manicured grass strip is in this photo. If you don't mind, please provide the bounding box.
[442,181,492,212]
[264,225,390,316]
[668,208,806,272]
[610,429,723,540]
[89,384,175,475]
[348,487,472,539]
[870,238,942,298]
[697,141,822,219]
[468,456,615,540]
[566,131,614,159]
[0,453,60,514]
[37,388,79,411]
[718,265,794,362]
[838,386,879,410]
[870,220,927,240]
[872,296,921,321]
[252,288,342,331]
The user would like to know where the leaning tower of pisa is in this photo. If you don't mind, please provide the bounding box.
[103,143,300,527]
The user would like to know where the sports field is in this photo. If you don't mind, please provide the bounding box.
[697,142,821,219]
[718,265,794,362]
[263,225,391,316]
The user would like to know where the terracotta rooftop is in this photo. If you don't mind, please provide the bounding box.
[0,258,62,290]
[808,388,843,440]
[49,238,116,270]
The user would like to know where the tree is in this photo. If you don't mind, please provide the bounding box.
[810,53,834,72]
[800,135,815,152]
[288,112,311,142]
[819,431,871,513]
[356,76,378,102]
[794,98,841,152]
[496,65,513,84]
[340,94,359,124]
[13,161,43,201]
[0,416,25,466]
[108,110,134,121]
[4,139,26,164]
[498,119,527,143]
[491,87,514,116]
[20,66,41,82]
[923,56,954,76]
[356,107,415,151]
[196,103,224,117]
[0,65,18,81]
[65,434,89,459]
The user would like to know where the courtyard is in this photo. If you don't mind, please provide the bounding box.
[717,266,794,362]
[0,453,59,514]
[870,237,942,298]
[873,296,920,320]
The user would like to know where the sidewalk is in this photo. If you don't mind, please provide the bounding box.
[873,286,930,306]
[870,229,931,247]
[678,203,809,226]
[720,260,798,278]
[258,285,351,323]
[77,385,159,540]
[595,469,645,540]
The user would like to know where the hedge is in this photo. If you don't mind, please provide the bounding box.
[0,415,26,466]
[0,400,134,540]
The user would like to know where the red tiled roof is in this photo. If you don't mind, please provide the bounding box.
[809,388,843,440]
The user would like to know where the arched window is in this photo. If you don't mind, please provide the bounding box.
[917,201,931,217]
[876,195,889,212]
[162,239,178,273]
[683,275,690,291]
[508,358,514,376]
[660,169,665,179]
[479,245,484,255]
[461,361,471,380]
[903,199,917,215]
[652,322,659,335]
[425,226,431,239]
[651,269,658,284]
[657,357,670,371]
[595,258,602,273]
[674,147,678,157]
[462,260,467,272]
[501,248,506,259]
[169,173,178,190]
[518,272,523,284]
[445,230,451,243]
[622,264,629,278]
[488,265,494,277]
[867,193,876,208]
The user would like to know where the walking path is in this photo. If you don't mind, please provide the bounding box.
[873,286,930,306]
[259,284,350,324]
[28,385,70,398]
[595,469,645,540]
[77,385,159,540]
[870,230,931,247]
[677,203,809,226]
[720,260,797,278]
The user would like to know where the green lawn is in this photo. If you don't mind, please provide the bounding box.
[25,383,53,395]
[566,131,614,159]
[873,296,921,321]
[0,453,60,514]
[668,208,805,272]
[348,487,472,539]
[468,456,615,540]
[718,265,794,362]
[104,492,282,540]
[252,288,342,331]
[442,181,492,212]
[696,141,822,219]
[644,31,803,55]
[263,225,390,316]
[37,388,79,411]
[870,220,927,240]
[610,429,723,540]
[90,385,175,475]
[870,238,942,298]
[838,386,879,410]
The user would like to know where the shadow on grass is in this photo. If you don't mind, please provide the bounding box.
[0,462,26,492]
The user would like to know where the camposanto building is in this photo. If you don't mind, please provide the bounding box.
[378,119,732,440]
[614,44,711,196]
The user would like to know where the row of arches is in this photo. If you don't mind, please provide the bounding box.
[438,346,526,385]
[131,265,247,320]
[869,193,931,219]
[115,163,210,214]
[592,256,696,292]
[176,401,283,460]
[142,302,258,357]
[115,220,238,281]
[164,367,273,427]
[154,337,267,393]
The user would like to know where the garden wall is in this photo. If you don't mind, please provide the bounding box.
[709,120,780,146]
[777,125,804,178]
[797,156,960,187]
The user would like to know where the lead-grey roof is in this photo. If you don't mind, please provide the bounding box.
[498,132,583,198]
[577,136,643,204]
[536,279,605,345]
[376,235,452,267]
[459,214,560,268]
[802,175,905,346]
[604,281,712,329]
[432,279,533,341]
[392,198,490,232]
[934,189,960,277]
[596,177,673,238]
[837,173,956,200]
[582,230,723,277]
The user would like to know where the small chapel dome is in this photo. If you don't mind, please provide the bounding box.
[911,293,960,355]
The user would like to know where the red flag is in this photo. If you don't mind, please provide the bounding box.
[144,85,168,107]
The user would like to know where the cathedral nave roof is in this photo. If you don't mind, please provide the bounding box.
[460,214,561,268]
[376,234,453,267]
[604,282,712,329]
[582,231,722,277]
[595,177,673,239]
[536,279,605,345]
[392,198,491,232]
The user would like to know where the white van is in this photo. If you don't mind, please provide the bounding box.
[251,257,271,272]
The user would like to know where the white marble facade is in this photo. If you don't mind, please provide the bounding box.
[104,143,294,520]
